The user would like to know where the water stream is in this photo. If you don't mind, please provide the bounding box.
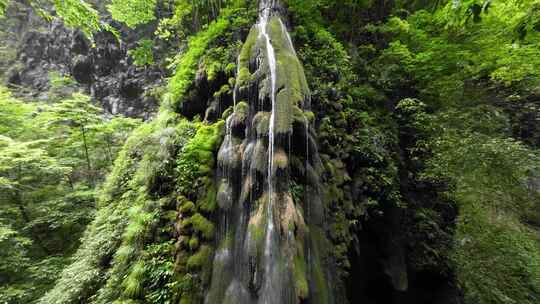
[206,1,332,303]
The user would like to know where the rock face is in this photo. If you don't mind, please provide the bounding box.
[1,4,161,119]
[205,1,335,303]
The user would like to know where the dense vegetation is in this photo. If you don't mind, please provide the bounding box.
[0,81,140,302]
[0,0,538,304]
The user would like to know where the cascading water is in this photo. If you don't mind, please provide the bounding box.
[259,2,280,303]
[206,1,334,303]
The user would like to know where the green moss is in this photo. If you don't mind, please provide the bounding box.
[252,139,268,173]
[213,84,231,98]
[187,245,213,270]
[275,89,294,134]
[235,101,249,117]
[179,297,192,304]
[304,111,315,123]
[246,16,309,137]
[253,112,270,136]
[291,105,305,124]
[179,200,196,214]
[124,209,156,245]
[222,106,234,120]
[116,245,136,264]
[309,226,331,304]
[237,27,258,86]
[198,181,217,212]
[238,67,251,86]
[167,12,235,109]
[247,222,265,257]
[176,121,224,196]
[246,197,269,259]
[188,237,200,251]
[293,254,309,300]
[190,213,215,240]
[269,17,310,99]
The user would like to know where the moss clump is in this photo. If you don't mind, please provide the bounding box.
[190,213,215,240]
[293,254,309,300]
[275,89,294,135]
[251,138,268,173]
[176,121,224,196]
[304,111,315,123]
[291,105,306,124]
[237,27,258,86]
[253,111,270,136]
[167,9,237,109]
[179,199,196,214]
[187,245,213,270]
[221,106,234,120]
[246,196,268,258]
[268,17,310,99]
[234,101,249,118]
[309,226,331,304]
[188,237,200,251]
[198,181,217,212]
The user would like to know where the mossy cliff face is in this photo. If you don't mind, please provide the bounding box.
[32,1,365,303]
[205,1,333,304]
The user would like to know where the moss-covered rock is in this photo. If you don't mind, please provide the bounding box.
[237,27,258,87]
[187,245,213,271]
[190,213,215,240]
[253,111,271,136]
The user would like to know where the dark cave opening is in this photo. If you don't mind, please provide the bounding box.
[344,213,462,304]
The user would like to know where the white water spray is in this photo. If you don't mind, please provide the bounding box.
[258,1,280,302]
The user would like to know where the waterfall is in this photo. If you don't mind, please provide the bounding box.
[206,1,333,303]
[259,2,280,303]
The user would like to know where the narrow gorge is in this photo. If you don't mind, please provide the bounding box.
[0,1,538,304]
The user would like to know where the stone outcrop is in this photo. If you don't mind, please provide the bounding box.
[1,4,161,118]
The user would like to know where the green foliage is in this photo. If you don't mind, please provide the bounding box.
[375,1,540,101]
[48,71,78,99]
[155,0,193,41]
[0,87,36,139]
[514,1,540,40]
[0,0,8,17]
[0,222,32,302]
[0,86,139,303]
[0,0,118,41]
[176,121,224,196]
[398,97,540,304]
[424,128,540,303]
[155,0,244,41]
[143,241,176,304]
[128,39,155,66]
[107,0,157,29]
[52,0,117,41]
[166,1,255,109]
[39,114,177,304]
[167,11,233,108]
[379,4,540,301]
[284,0,374,40]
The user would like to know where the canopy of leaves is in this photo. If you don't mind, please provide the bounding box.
[378,2,540,301]
[107,0,157,29]
[0,86,140,303]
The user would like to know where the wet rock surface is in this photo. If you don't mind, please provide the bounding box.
[1,5,161,119]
